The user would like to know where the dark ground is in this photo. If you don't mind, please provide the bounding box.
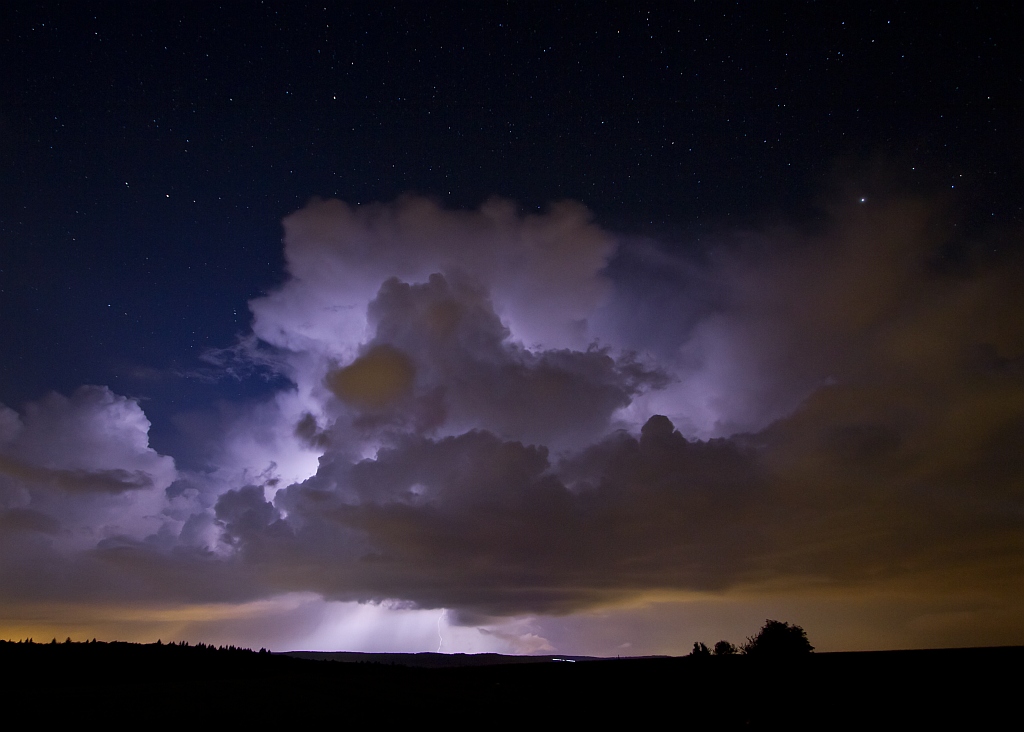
[4,640,1018,728]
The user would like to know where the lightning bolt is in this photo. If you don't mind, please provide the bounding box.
[436,608,446,653]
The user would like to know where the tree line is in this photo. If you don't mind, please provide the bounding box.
[689,619,814,658]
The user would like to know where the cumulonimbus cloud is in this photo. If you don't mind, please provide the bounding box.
[2,194,1022,643]
[181,194,1021,625]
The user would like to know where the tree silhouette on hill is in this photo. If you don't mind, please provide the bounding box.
[742,620,814,656]
[689,641,711,658]
[713,640,738,656]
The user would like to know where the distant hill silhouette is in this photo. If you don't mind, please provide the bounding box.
[282,650,608,667]
[3,639,1020,729]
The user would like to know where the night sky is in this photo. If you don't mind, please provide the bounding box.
[1,2,1022,654]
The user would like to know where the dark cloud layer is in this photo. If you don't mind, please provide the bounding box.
[213,418,763,617]
[214,394,1023,621]
[1,194,1022,651]
[230,197,1022,622]
[324,272,666,444]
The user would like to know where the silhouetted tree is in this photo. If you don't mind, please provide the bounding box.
[713,640,738,656]
[742,620,813,656]
[689,641,711,658]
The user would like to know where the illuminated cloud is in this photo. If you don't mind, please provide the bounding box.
[208,195,1024,631]
[249,196,614,362]
[0,387,180,605]
[0,387,176,529]
[1,194,1022,653]
[0,386,175,485]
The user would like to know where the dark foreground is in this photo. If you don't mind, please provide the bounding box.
[4,640,1019,728]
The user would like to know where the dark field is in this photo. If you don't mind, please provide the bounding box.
[4,640,1019,728]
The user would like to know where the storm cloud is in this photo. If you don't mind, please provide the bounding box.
[2,194,1022,652]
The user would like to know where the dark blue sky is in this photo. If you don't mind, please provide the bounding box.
[2,2,1021,452]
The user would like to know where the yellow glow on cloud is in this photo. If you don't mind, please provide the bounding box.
[326,345,416,410]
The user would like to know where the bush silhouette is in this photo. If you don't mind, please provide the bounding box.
[689,641,711,658]
[742,620,813,657]
[713,640,738,656]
